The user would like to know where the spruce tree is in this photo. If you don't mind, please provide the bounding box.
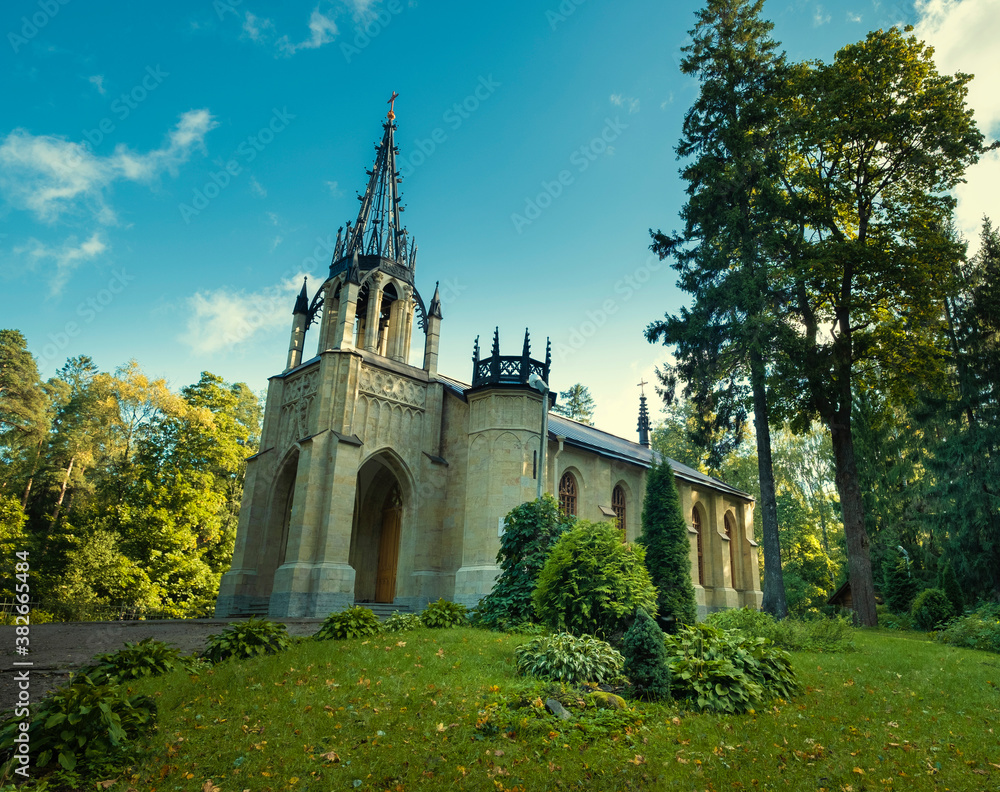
[881,550,918,614]
[937,559,964,618]
[638,459,698,631]
[622,608,672,701]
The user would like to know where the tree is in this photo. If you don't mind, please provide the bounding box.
[0,330,50,509]
[646,0,790,617]
[774,27,987,625]
[552,383,595,425]
[622,609,671,700]
[637,459,698,631]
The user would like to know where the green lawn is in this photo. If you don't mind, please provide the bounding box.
[122,627,1000,792]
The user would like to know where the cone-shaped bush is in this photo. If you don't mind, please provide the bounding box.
[622,608,671,701]
[882,549,918,614]
[638,460,698,632]
[937,559,964,617]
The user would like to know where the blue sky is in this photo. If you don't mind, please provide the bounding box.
[2,0,997,440]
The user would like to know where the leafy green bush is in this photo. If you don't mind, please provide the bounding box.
[621,609,671,700]
[911,587,954,630]
[477,495,572,629]
[935,606,1000,653]
[202,618,292,663]
[383,611,423,633]
[78,638,184,684]
[877,604,916,631]
[0,676,156,781]
[314,606,382,641]
[515,633,625,685]
[421,598,468,628]
[706,607,855,652]
[664,623,799,713]
[533,520,658,638]
[706,607,776,636]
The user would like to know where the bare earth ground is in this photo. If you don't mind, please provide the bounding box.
[0,618,324,714]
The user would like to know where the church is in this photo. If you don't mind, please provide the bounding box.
[214,98,763,620]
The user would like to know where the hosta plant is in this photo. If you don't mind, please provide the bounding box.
[314,606,382,640]
[202,618,292,663]
[515,632,625,685]
[383,611,423,632]
[78,637,184,684]
[421,598,468,628]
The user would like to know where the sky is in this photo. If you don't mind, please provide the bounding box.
[1,0,998,441]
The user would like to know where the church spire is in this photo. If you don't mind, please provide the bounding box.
[637,379,651,448]
[293,277,309,315]
[344,91,411,266]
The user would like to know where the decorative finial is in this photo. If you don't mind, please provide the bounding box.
[387,91,399,120]
[637,378,648,396]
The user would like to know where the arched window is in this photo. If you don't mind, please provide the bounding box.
[725,512,737,589]
[692,507,704,585]
[559,472,577,517]
[612,485,626,537]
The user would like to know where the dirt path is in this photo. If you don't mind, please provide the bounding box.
[0,618,323,713]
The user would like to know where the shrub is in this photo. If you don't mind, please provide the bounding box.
[911,587,954,630]
[937,559,964,617]
[314,606,382,640]
[637,460,698,631]
[935,605,1000,653]
[421,598,468,628]
[202,618,292,663]
[533,520,658,638]
[621,609,671,700]
[706,607,776,636]
[664,623,799,714]
[706,607,855,652]
[477,495,572,629]
[882,549,919,614]
[78,638,184,684]
[383,611,423,633]
[515,633,625,685]
[0,676,156,780]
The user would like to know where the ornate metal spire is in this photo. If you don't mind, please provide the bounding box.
[344,92,411,265]
[637,378,651,448]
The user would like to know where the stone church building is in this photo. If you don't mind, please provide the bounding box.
[215,100,763,620]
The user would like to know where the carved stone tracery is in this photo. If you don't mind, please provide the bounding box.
[358,365,425,410]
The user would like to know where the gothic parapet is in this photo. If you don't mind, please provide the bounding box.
[467,327,551,391]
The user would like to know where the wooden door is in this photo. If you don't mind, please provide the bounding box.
[375,500,401,603]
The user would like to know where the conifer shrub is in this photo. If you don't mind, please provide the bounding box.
[911,587,955,630]
[937,559,964,617]
[420,598,468,628]
[621,609,671,700]
[637,460,698,632]
[314,605,382,640]
[882,549,919,613]
[476,495,572,629]
[202,617,293,663]
[78,637,186,684]
[533,520,658,639]
[514,632,625,685]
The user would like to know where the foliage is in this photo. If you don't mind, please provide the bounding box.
[882,548,919,614]
[477,495,572,629]
[551,383,596,425]
[706,607,855,653]
[202,618,292,663]
[911,588,955,630]
[937,558,964,617]
[382,611,423,632]
[421,598,468,628]
[637,459,697,631]
[0,676,156,781]
[664,623,799,713]
[78,638,184,684]
[314,606,382,641]
[876,604,916,632]
[514,633,625,685]
[935,604,1000,653]
[621,609,671,700]
[533,520,657,638]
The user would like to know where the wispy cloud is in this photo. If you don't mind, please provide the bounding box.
[15,232,107,296]
[250,175,267,198]
[847,11,862,22]
[0,109,217,225]
[325,179,342,197]
[813,4,832,26]
[89,75,106,94]
[277,7,338,56]
[610,94,640,114]
[242,11,275,42]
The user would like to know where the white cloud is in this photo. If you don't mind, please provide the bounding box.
[325,179,342,196]
[180,273,314,354]
[278,7,338,56]
[610,94,640,114]
[660,93,674,110]
[0,109,218,225]
[89,75,106,94]
[813,5,831,26]
[242,11,274,42]
[250,175,267,198]
[15,232,107,296]
[847,11,862,22]
[915,0,1000,247]
[270,235,283,251]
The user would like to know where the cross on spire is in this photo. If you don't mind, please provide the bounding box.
[637,378,648,396]
[387,91,399,120]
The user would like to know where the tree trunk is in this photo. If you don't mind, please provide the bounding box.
[829,418,878,626]
[51,454,75,528]
[21,436,43,510]
[750,348,787,618]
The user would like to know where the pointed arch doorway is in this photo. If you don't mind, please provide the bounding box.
[350,454,408,604]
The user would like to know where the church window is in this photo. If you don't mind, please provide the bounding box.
[693,507,704,585]
[612,485,626,536]
[725,512,737,588]
[559,472,577,517]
